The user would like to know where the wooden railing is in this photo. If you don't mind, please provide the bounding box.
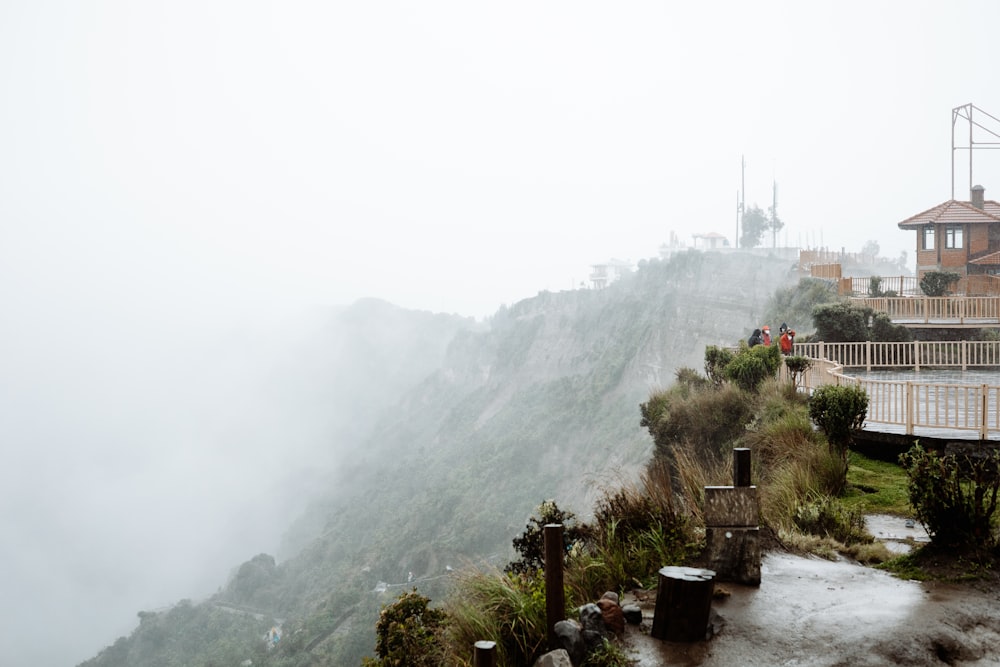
[838,276,920,297]
[840,275,1000,298]
[793,340,1000,438]
[849,296,1000,324]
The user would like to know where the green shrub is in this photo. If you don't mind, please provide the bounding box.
[640,383,752,463]
[870,311,913,342]
[899,445,1000,548]
[507,500,591,575]
[723,344,781,392]
[920,270,961,297]
[808,385,868,457]
[784,355,812,388]
[812,302,870,342]
[869,276,884,297]
[364,590,447,667]
[808,385,868,493]
[704,346,734,387]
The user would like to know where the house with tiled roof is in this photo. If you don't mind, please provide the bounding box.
[898,185,1000,279]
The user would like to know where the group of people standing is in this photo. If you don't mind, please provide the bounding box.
[748,322,796,354]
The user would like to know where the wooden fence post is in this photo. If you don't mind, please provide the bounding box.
[981,385,989,440]
[906,382,914,435]
[733,448,751,487]
[474,640,497,667]
[544,524,565,650]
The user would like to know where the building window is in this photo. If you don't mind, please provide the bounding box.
[923,226,934,250]
[945,226,964,249]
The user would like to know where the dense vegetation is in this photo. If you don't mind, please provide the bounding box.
[81,257,1000,666]
[79,251,793,666]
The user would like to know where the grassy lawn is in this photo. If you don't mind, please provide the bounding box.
[841,451,911,516]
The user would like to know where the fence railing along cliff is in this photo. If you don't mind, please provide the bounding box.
[793,340,1000,439]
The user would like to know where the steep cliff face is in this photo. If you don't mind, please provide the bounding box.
[81,250,794,667]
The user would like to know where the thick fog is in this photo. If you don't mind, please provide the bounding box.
[5,2,1000,665]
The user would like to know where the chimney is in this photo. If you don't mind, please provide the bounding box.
[971,184,985,209]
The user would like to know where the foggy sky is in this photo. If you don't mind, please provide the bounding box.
[4,2,1000,665]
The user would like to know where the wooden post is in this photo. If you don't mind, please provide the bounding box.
[651,566,715,642]
[906,381,914,435]
[981,384,989,440]
[733,448,751,487]
[544,524,565,650]
[474,641,497,667]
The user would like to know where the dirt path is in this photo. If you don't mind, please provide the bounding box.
[623,552,1000,666]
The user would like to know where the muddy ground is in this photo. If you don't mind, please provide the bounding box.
[622,552,1000,666]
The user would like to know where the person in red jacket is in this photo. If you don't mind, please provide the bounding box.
[780,329,795,355]
[761,325,772,346]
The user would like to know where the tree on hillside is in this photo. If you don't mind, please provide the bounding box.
[768,205,784,248]
[740,205,770,248]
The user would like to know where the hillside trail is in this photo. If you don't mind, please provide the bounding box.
[622,552,1000,666]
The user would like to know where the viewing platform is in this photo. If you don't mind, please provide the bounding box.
[795,341,1000,442]
[850,296,1000,328]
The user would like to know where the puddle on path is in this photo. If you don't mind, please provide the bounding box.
[864,513,930,554]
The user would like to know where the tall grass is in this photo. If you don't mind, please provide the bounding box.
[441,567,549,667]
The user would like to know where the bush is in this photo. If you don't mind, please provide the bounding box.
[784,355,812,388]
[704,346,734,387]
[723,344,781,392]
[899,445,1000,548]
[507,500,591,575]
[812,302,870,342]
[364,590,447,667]
[808,385,868,493]
[920,270,961,297]
[869,276,884,298]
[640,383,752,464]
[808,385,868,456]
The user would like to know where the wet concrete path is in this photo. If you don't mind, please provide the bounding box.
[623,552,1000,666]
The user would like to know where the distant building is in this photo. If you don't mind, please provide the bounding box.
[691,232,730,249]
[898,185,1000,278]
[589,259,633,289]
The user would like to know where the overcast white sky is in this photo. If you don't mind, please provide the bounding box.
[5,2,1000,665]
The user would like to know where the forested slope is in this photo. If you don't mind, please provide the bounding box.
[80,250,795,666]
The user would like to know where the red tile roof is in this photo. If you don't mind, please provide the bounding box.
[898,200,1000,227]
[970,250,1000,266]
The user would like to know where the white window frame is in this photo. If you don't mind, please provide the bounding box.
[945,225,963,249]
[923,226,935,250]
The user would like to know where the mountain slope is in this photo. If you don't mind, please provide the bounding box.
[80,250,793,666]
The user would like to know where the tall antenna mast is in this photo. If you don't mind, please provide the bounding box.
[951,104,1000,199]
[771,179,778,248]
[739,155,745,249]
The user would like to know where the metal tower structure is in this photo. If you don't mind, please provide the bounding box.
[952,103,1000,199]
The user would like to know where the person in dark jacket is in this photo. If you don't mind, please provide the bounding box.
[748,328,764,347]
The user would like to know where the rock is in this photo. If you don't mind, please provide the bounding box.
[596,598,625,637]
[579,603,607,650]
[621,603,643,625]
[533,648,573,667]
[601,591,620,605]
[553,619,585,665]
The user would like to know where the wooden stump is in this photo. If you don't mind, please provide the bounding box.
[651,566,715,642]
